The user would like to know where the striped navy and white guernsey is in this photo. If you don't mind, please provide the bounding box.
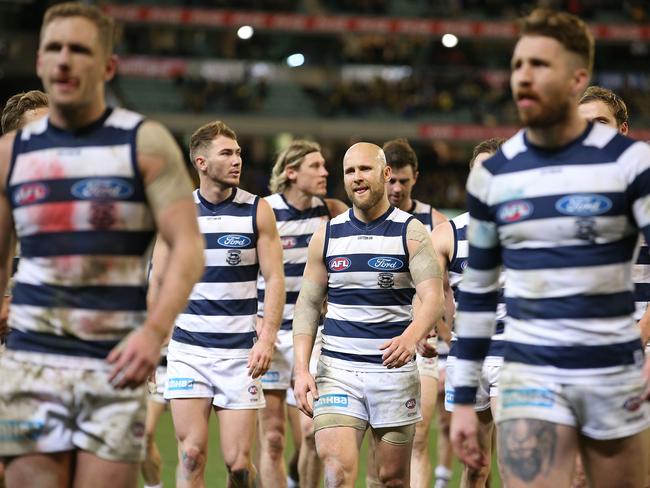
[448,212,505,362]
[453,123,650,405]
[257,193,329,330]
[321,206,416,372]
[633,237,650,321]
[409,199,433,232]
[170,188,259,359]
[6,108,155,363]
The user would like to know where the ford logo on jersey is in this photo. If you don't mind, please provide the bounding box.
[71,178,134,200]
[368,257,404,270]
[13,182,49,205]
[328,257,351,271]
[497,200,533,223]
[555,194,612,216]
[217,234,251,247]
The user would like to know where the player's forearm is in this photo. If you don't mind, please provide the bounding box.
[403,286,443,342]
[143,234,204,341]
[294,333,316,373]
[292,279,326,370]
[257,273,284,344]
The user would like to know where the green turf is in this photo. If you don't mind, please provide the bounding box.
[141,410,501,487]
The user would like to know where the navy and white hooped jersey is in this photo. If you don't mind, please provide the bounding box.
[409,199,433,232]
[321,207,416,372]
[5,108,155,363]
[453,123,650,404]
[633,237,650,321]
[448,212,505,360]
[257,193,329,330]
[170,188,259,359]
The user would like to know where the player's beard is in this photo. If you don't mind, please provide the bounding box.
[518,97,571,129]
[347,181,384,211]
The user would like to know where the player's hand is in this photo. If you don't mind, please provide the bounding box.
[416,335,438,358]
[248,337,274,379]
[451,405,487,470]
[293,370,318,417]
[380,333,417,368]
[107,327,163,389]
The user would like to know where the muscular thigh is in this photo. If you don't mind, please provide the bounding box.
[498,419,577,488]
[216,408,257,460]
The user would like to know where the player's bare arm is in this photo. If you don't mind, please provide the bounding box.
[432,208,449,228]
[0,133,16,338]
[381,218,444,369]
[250,198,285,379]
[432,221,456,343]
[292,223,328,417]
[324,198,348,218]
[108,120,204,389]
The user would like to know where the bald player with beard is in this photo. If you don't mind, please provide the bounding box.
[293,142,444,487]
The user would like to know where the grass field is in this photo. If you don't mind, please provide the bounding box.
[141,409,501,487]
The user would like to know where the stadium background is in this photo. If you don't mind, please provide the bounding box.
[0,0,649,485]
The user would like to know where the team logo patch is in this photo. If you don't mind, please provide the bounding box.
[497,200,534,223]
[226,250,242,265]
[13,182,49,206]
[623,396,643,412]
[328,257,351,272]
[217,234,252,248]
[460,259,468,270]
[131,421,145,439]
[261,371,280,383]
[502,388,554,408]
[555,194,612,216]
[0,420,45,441]
[167,378,194,391]
[315,394,349,408]
[248,385,258,395]
[368,256,404,271]
[405,398,416,409]
[71,178,134,200]
[281,236,297,249]
[377,272,394,289]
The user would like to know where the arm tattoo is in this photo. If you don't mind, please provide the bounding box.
[498,419,557,483]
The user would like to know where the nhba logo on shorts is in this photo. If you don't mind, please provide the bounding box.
[315,394,349,408]
[261,371,280,383]
[0,420,45,441]
[217,234,252,248]
[328,257,351,272]
[555,194,612,217]
[502,388,554,408]
[368,257,404,271]
[168,378,194,391]
[497,200,533,223]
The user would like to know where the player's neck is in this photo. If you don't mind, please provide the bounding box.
[353,197,391,223]
[397,197,414,213]
[48,99,107,130]
[525,109,588,149]
[283,186,313,211]
[199,180,233,205]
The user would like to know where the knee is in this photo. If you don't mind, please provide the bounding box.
[262,426,285,459]
[224,447,251,473]
[302,427,317,451]
[412,428,429,454]
[179,444,207,476]
[377,466,408,487]
[322,457,354,487]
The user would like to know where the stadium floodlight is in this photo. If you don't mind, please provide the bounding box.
[441,33,459,48]
[286,53,305,68]
[237,25,254,40]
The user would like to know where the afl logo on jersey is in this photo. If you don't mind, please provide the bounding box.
[218,235,251,248]
[555,194,612,217]
[71,178,134,200]
[281,236,297,249]
[13,182,49,205]
[498,200,533,223]
[328,257,351,271]
[368,257,404,271]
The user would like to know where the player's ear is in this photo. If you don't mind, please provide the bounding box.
[383,164,392,183]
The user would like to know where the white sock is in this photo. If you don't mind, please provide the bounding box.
[144,484,163,488]
[434,465,452,488]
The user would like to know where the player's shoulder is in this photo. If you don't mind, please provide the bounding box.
[106,107,144,130]
[235,187,260,206]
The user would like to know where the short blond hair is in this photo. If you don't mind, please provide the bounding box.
[42,2,115,56]
[269,140,321,194]
[1,90,48,134]
[189,121,237,166]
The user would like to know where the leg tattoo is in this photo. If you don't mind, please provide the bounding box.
[498,420,557,483]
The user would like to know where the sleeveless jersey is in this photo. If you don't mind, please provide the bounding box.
[454,124,650,403]
[321,207,416,371]
[409,199,433,232]
[6,108,154,362]
[257,193,329,330]
[633,237,650,321]
[170,188,259,359]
